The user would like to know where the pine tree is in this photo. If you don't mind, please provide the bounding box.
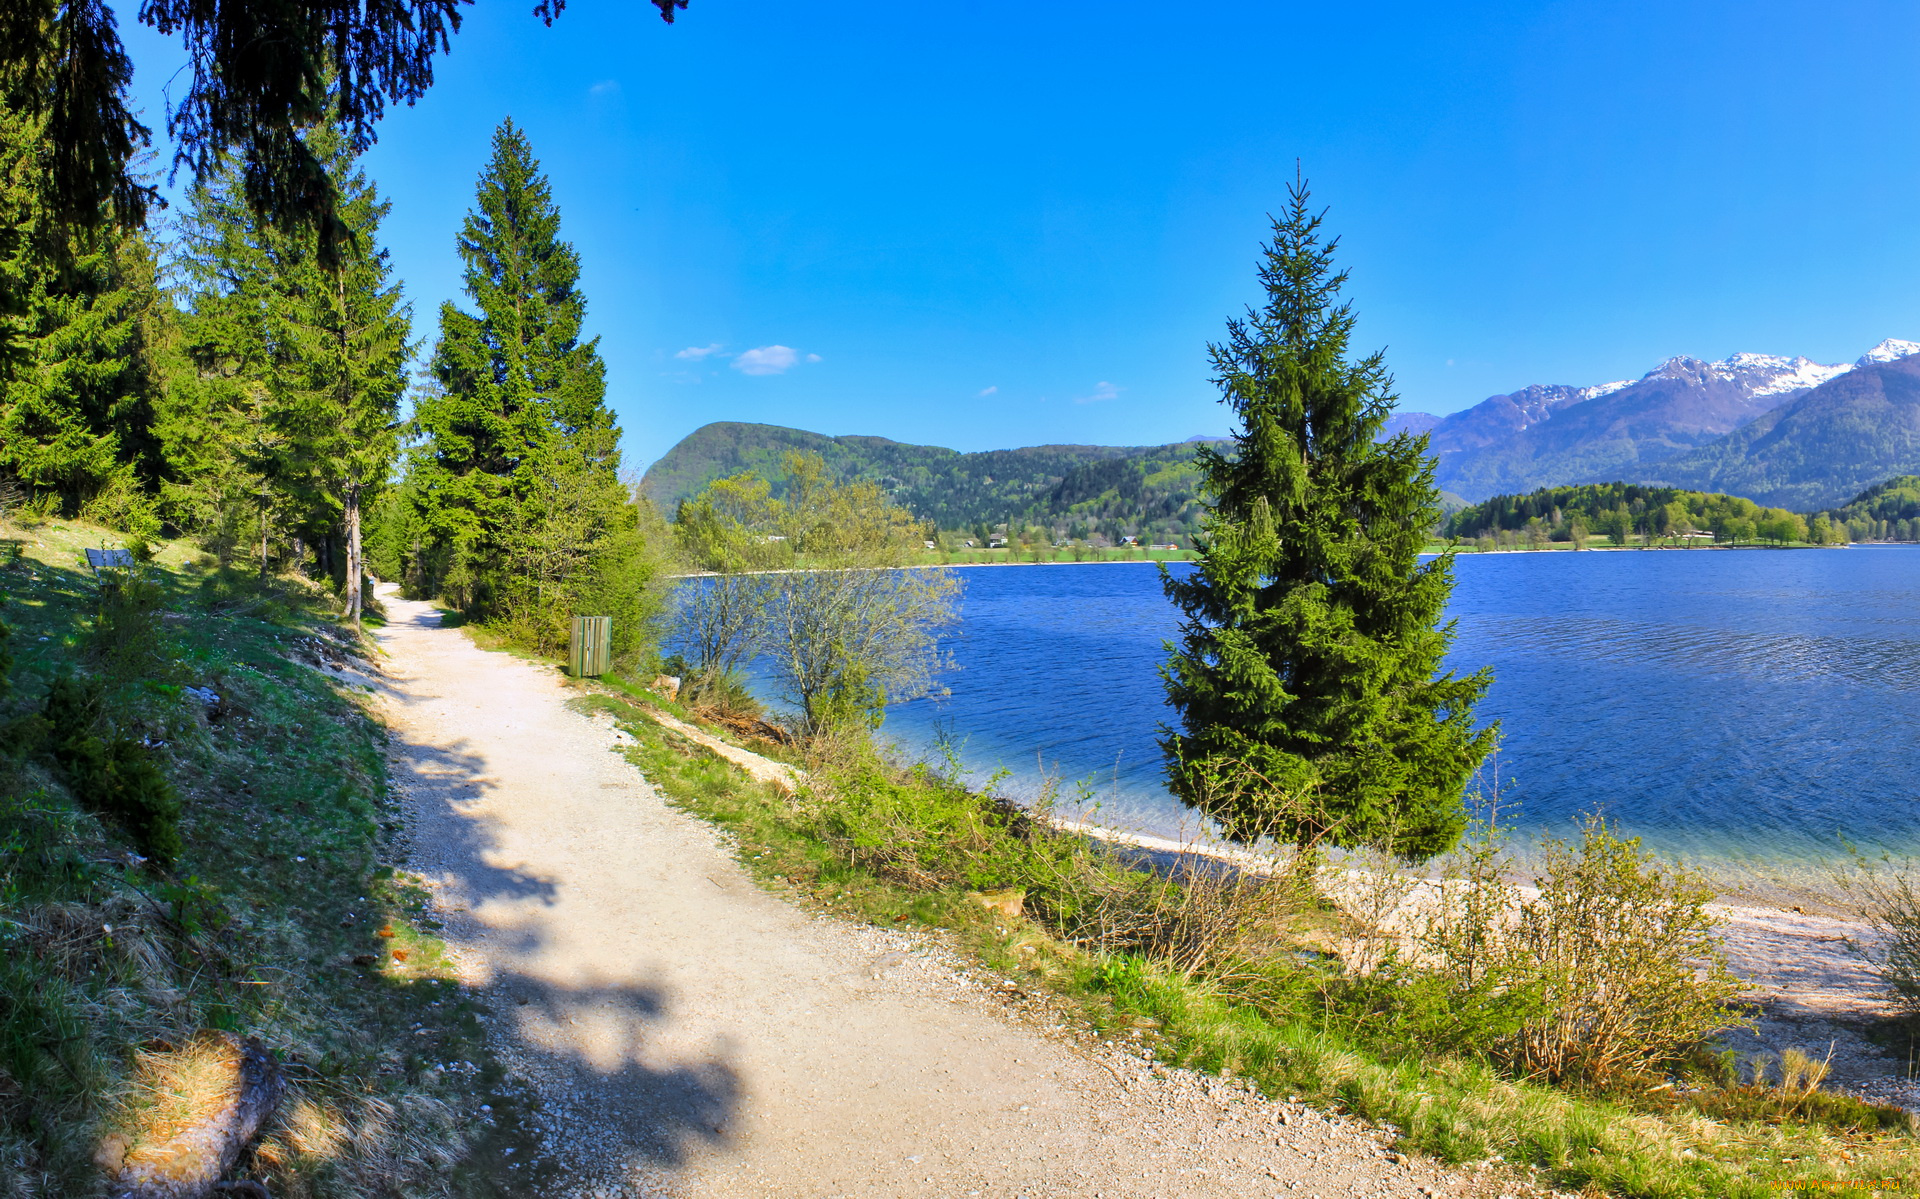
[163,118,409,599]
[1162,181,1494,858]
[408,119,655,654]
[263,125,411,623]
[0,85,165,524]
[164,163,287,555]
[1,224,164,520]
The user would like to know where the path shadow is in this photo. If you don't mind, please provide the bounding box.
[374,585,742,1190]
[496,977,740,1171]
[400,738,558,911]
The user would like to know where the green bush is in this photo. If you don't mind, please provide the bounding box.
[88,567,175,683]
[42,676,182,867]
[1391,816,1745,1091]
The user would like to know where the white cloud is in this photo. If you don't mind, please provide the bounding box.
[1075,381,1122,404]
[733,345,801,375]
[977,385,998,397]
[805,353,822,363]
[589,79,621,96]
[675,343,724,360]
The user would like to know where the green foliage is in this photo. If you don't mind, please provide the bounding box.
[0,85,165,523]
[397,119,665,664]
[86,565,174,684]
[1817,474,1920,542]
[1161,181,1494,857]
[672,453,958,733]
[643,420,1213,547]
[41,674,182,865]
[162,115,411,607]
[1445,482,1834,546]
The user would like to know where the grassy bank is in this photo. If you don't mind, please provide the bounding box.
[0,520,529,1197]
[583,685,1917,1199]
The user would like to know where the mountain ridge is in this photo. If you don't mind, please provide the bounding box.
[1410,339,1918,501]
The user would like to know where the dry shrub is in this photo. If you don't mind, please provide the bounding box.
[1413,815,1746,1090]
[1505,816,1744,1087]
[1027,841,1311,980]
[1837,851,1920,1014]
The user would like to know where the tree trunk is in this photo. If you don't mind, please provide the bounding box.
[259,500,269,582]
[345,482,363,628]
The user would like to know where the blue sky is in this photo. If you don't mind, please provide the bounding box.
[119,0,1920,472]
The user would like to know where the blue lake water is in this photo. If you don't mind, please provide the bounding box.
[869,550,1920,864]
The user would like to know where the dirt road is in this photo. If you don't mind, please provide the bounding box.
[368,585,1475,1198]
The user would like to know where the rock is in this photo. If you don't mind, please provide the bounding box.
[967,889,1026,920]
[651,675,681,701]
[103,1031,284,1199]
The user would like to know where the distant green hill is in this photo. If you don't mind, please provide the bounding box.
[640,422,1212,543]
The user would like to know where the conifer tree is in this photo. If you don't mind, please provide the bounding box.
[408,119,655,655]
[0,90,165,523]
[1,225,163,521]
[164,118,409,600]
[164,163,290,552]
[263,125,411,623]
[1162,181,1494,858]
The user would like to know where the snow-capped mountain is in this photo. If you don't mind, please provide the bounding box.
[1856,337,1920,366]
[1408,339,1918,501]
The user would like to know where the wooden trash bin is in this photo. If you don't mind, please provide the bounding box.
[568,616,613,677]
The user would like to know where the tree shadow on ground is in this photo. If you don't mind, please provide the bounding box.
[374,609,741,1191]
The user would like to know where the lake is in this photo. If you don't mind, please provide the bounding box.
[874,549,1920,864]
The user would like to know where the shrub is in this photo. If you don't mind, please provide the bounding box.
[806,740,1310,979]
[1409,816,1744,1090]
[1838,851,1920,1015]
[681,667,764,723]
[42,676,182,867]
[88,566,175,684]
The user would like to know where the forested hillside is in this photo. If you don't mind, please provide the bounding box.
[1818,475,1920,541]
[1442,482,1839,547]
[1647,356,1920,508]
[642,421,1211,544]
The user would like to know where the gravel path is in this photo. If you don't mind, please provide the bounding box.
[367,585,1516,1199]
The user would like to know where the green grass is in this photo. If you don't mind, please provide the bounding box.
[0,520,539,1197]
[582,686,1919,1199]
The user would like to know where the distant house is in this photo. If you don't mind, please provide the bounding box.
[988,537,1007,548]
[924,540,936,550]
[1119,535,1139,546]
[1149,543,1178,551]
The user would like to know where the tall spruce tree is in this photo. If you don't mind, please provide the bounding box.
[1,223,163,521]
[408,119,652,654]
[164,118,409,598]
[263,125,411,623]
[0,88,165,523]
[1162,182,1494,858]
[166,162,293,555]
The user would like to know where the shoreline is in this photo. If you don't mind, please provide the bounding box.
[631,698,1906,1099]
